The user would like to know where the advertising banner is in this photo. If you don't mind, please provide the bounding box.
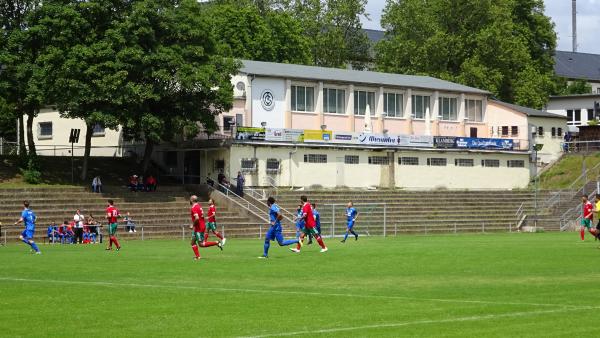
[265,128,304,142]
[434,136,457,148]
[397,135,434,148]
[236,127,265,140]
[331,132,357,143]
[456,137,514,150]
[303,129,333,143]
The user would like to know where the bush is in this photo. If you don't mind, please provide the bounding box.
[20,156,42,184]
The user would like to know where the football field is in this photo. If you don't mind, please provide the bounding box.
[1,233,599,337]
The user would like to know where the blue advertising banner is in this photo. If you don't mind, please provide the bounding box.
[455,137,514,150]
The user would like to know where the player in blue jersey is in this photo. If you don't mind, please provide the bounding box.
[341,201,359,243]
[307,203,321,244]
[259,197,300,258]
[294,204,305,238]
[14,200,41,254]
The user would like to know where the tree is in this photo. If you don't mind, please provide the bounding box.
[376,0,557,108]
[0,0,44,156]
[113,0,239,174]
[554,78,593,96]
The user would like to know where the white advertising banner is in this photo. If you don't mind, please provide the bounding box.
[330,132,433,148]
[265,128,304,142]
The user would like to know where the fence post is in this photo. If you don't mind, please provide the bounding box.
[141,225,144,241]
[259,224,262,239]
[482,222,485,233]
[395,224,397,236]
[454,223,457,234]
[222,225,225,238]
[509,223,512,233]
[383,203,387,237]
[182,225,185,241]
[331,204,335,239]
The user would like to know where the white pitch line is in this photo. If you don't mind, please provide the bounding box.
[0,276,588,309]
[239,307,598,338]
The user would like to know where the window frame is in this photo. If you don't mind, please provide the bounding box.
[465,99,484,122]
[399,157,419,166]
[455,158,474,167]
[38,122,53,140]
[368,156,389,165]
[323,87,346,115]
[354,89,376,116]
[266,158,281,173]
[438,96,458,121]
[567,109,581,126]
[481,159,500,168]
[427,158,447,166]
[511,126,519,136]
[507,160,525,168]
[291,85,315,112]
[92,123,106,137]
[383,92,404,118]
[303,154,328,163]
[412,94,430,120]
[344,155,359,164]
[240,158,258,173]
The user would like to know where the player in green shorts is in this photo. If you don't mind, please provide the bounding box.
[581,195,600,241]
[206,199,226,245]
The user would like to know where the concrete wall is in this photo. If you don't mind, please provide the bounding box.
[217,144,531,190]
[23,109,131,157]
[529,116,567,164]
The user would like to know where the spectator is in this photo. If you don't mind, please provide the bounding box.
[61,221,75,244]
[129,175,138,192]
[235,171,245,197]
[137,176,145,191]
[73,209,85,244]
[217,170,229,193]
[47,221,59,243]
[87,214,98,244]
[92,176,102,193]
[146,175,157,192]
[124,212,136,233]
[564,132,572,152]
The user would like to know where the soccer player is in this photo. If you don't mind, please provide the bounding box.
[105,199,122,251]
[581,195,599,241]
[259,197,299,258]
[595,194,600,241]
[205,199,226,246]
[341,201,359,243]
[14,200,41,254]
[190,195,222,260]
[294,204,305,238]
[292,196,327,253]
[307,203,321,245]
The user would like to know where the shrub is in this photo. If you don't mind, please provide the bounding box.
[20,156,42,184]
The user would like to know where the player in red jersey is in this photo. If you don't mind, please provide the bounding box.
[205,199,226,245]
[105,199,121,251]
[190,195,222,260]
[291,195,327,253]
[580,195,599,241]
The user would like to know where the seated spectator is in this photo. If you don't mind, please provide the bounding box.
[47,222,59,243]
[145,175,157,192]
[129,175,138,192]
[137,176,145,192]
[87,215,98,244]
[82,226,92,244]
[92,176,102,193]
[59,221,74,244]
[124,212,136,233]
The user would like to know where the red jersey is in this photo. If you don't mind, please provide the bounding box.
[302,202,315,228]
[584,201,594,220]
[106,206,119,223]
[190,203,206,232]
[208,205,216,223]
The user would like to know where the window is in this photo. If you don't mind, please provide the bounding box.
[240,158,257,173]
[465,99,483,122]
[291,85,314,112]
[597,88,600,94]
[567,109,581,126]
[551,127,556,137]
[304,154,327,163]
[266,159,280,173]
[164,151,178,167]
[354,90,376,115]
[214,160,225,171]
[383,93,403,117]
[223,116,235,131]
[455,159,474,167]
[412,95,430,119]
[38,122,52,139]
[92,123,105,136]
[557,128,563,137]
[538,126,544,136]
[507,160,525,168]
[481,159,500,168]
[427,158,447,166]
[399,157,419,165]
[323,88,346,114]
[511,126,519,136]
[368,156,389,165]
[438,97,457,121]
[501,126,509,136]
[588,109,595,122]
[344,155,359,164]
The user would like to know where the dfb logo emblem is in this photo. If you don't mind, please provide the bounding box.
[260,90,275,111]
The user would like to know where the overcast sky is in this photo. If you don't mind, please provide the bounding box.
[362,0,600,54]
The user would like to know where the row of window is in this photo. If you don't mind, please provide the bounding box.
[38,122,105,139]
[494,126,564,137]
[302,154,525,168]
[292,85,484,122]
[567,109,596,126]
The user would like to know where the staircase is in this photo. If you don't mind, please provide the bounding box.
[274,190,558,235]
[0,185,265,242]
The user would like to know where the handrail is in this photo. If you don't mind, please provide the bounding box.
[211,182,269,224]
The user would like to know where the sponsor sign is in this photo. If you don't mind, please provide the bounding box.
[397,135,434,148]
[236,127,265,141]
[456,137,514,150]
[331,133,356,143]
[334,133,434,147]
[434,136,457,148]
[303,129,333,142]
[356,133,399,146]
[265,128,303,142]
[260,89,275,111]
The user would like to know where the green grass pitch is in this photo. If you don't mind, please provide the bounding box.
[1,233,599,337]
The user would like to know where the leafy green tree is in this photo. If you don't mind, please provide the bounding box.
[113,0,239,173]
[554,78,593,95]
[376,0,557,108]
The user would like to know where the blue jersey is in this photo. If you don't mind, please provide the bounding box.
[22,208,36,231]
[296,209,305,228]
[314,210,321,227]
[269,204,282,230]
[346,207,357,223]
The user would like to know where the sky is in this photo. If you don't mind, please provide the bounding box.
[362,0,600,54]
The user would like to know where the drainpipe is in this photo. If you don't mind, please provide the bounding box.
[289,144,298,189]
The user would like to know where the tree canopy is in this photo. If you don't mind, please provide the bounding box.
[376,0,557,108]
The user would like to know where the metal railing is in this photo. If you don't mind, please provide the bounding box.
[0,138,18,156]
[562,140,600,153]
[212,181,269,224]
[559,188,597,231]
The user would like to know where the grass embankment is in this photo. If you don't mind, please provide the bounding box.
[538,153,600,190]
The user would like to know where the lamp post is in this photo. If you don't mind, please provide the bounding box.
[533,143,544,229]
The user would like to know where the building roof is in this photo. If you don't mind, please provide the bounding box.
[490,100,567,119]
[240,60,490,95]
[554,51,600,82]
[549,93,600,99]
